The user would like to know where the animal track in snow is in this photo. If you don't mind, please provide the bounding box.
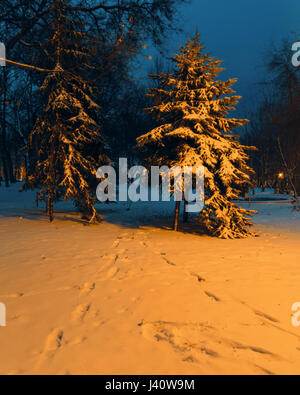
[254,310,280,324]
[141,321,218,363]
[182,355,198,363]
[231,341,279,359]
[240,301,281,325]
[255,365,275,376]
[160,253,176,266]
[190,272,206,283]
[141,320,280,369]
[204,291,221,302]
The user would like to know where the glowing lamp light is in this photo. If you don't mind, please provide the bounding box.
[278,172,284,179]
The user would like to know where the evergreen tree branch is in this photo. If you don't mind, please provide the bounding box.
[0,57,56,72]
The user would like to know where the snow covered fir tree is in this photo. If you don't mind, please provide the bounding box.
[23,0,109,222]
[136,33,256,238]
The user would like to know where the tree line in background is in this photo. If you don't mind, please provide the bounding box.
[242,39,300,200]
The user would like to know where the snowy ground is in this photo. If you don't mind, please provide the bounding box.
[0,184,300,375]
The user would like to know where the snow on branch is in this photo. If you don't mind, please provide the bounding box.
[0,57,56,73]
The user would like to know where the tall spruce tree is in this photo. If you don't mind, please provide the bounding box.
[24,0,109,222]
[136,33,256,238]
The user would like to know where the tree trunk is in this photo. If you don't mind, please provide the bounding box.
[0,151,9,187]
[277,136,298,200]
[0,68,15,186]
[47,195,54,222]
[173,201,181,231]
[183,199,189,223]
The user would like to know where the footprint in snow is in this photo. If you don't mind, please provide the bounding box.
[79,282,95,297]
[36,328,64,368]
[72,304,90,324]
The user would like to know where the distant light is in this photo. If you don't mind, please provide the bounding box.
[278,172,284,179]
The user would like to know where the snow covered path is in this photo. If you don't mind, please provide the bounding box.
[0,185,300,375]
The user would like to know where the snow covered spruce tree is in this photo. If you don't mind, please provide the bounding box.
[136,33,256,238]
[24,0,109,222]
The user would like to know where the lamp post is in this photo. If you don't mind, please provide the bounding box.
[276,172,284,194]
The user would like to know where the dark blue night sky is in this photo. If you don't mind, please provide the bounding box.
[143,0,300,115]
